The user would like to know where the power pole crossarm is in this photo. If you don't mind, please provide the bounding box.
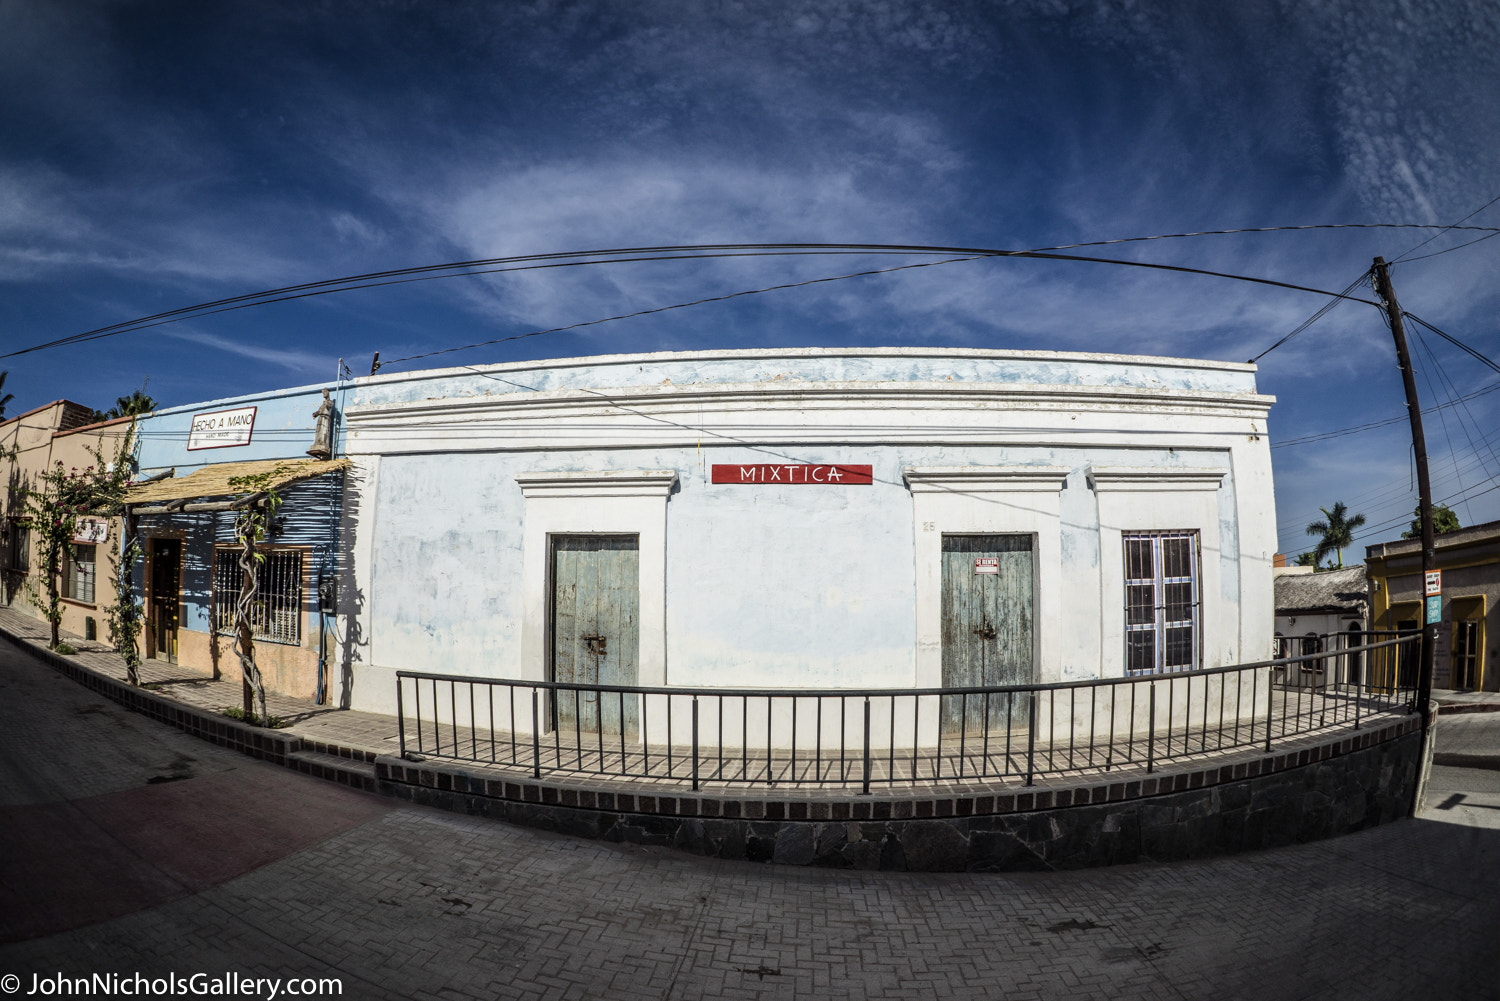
[1371,256,1436,727]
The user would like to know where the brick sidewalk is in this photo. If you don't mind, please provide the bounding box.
[0,604,400,759]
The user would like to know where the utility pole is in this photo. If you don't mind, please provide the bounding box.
[1371,257,1435,727]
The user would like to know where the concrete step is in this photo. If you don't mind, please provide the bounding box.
[287,747,378,792]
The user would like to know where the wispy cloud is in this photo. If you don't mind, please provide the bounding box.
[162,328,333,375]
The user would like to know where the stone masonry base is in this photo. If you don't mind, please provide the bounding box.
[375,723,1423,872]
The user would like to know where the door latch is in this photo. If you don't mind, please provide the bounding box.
[584,634,607,657]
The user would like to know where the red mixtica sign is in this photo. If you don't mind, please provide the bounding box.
[711,463,873,485]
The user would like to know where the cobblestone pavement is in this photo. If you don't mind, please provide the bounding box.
[2,628,1497,999]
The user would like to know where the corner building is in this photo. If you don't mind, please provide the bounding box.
[337,347,1277,716]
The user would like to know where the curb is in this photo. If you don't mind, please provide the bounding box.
[1436,702,1500,716]
[0,626,379,792]
[1431,752,1500,772]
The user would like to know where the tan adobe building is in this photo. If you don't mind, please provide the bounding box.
[1,401,137,644]
[1365,520,1499,693]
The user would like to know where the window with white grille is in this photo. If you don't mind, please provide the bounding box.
[1124,531,1200,675]
[62,543,96,604]
[213,548,303,645]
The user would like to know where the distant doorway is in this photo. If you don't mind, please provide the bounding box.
[149,538,181,664]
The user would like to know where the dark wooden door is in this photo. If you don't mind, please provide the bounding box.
[940,534,1034,734]
[150,538,181,663]
[550,535,639,737]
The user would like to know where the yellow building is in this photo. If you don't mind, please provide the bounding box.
[1365,520,1499,693]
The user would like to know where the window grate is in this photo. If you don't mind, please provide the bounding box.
[213,548,302,645]
[1123,531,1200,675]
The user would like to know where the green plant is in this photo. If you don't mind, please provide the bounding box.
[1402,503,1461,540]
[1305,501,1366,570]
[55,642,77,655]
[104,531,145,685]
[91,379,156,424]
[221,705,287,728]
[22,419,139,652]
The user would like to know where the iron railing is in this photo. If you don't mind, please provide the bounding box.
[395,631,1419,793]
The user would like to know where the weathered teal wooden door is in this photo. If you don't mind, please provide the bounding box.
[940,534,1034,734]
[551,535,640,737]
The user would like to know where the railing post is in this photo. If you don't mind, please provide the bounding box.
[861,697,871,796]
[396,675,407,758]
[1025,692,1037,786]
[1354,647,1362,730]
[1265,668,1275,753]
[691,696,700,792]
[531,689,542,779]
[1146,684,1156,774]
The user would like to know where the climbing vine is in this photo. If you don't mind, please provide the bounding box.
[226,465,291,726]
[24,421,138,652]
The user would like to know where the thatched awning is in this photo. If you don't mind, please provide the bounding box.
[124,458,350,512]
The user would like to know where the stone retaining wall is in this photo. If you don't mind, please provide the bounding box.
[375,719,1423,871]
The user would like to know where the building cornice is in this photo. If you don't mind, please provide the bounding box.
[514,469,679,499]
[1088,466,1229,492]
[903,466,1071,493]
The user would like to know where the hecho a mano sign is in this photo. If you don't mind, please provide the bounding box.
[712,463,873,485]
[72,517,109,544]
[188,406,257,450]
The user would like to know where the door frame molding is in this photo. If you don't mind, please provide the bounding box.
[906,466,1067,689]
[517,470,677,687]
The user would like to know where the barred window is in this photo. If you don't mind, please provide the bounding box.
[10,524,30,573]
[62,543,96,604]
[213,548,303,645]
[1124,531,1200,675]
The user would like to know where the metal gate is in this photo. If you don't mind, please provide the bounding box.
[940,534,1034,734]
[550,535,640,736]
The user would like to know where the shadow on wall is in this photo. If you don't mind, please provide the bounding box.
[132,474,352,695]
[335,466,367,710]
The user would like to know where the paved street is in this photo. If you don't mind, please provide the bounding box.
[1,638,1496,1000]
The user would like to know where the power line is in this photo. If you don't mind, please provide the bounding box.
[1402,312,1500,376]
[1270,379,1500,448]
[1393,191,1500,262]
[14,225,1483,362]
[1248,270,1370,363]
[1410,324,1473,524]
[1399,229,1500,263]
[379,255,986,368]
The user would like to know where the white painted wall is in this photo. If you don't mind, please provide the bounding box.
[337,347,1277,718]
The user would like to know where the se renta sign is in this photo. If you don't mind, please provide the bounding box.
[187,406,257,450]
[711,463,874,485]
[974,557,1000,575]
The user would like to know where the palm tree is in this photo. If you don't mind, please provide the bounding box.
[1306,501,1366,570]
[0,370,12,419]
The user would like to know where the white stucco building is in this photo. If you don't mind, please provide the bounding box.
[334,347,1277,717]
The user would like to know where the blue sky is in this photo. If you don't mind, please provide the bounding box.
[1,0,1497,559]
